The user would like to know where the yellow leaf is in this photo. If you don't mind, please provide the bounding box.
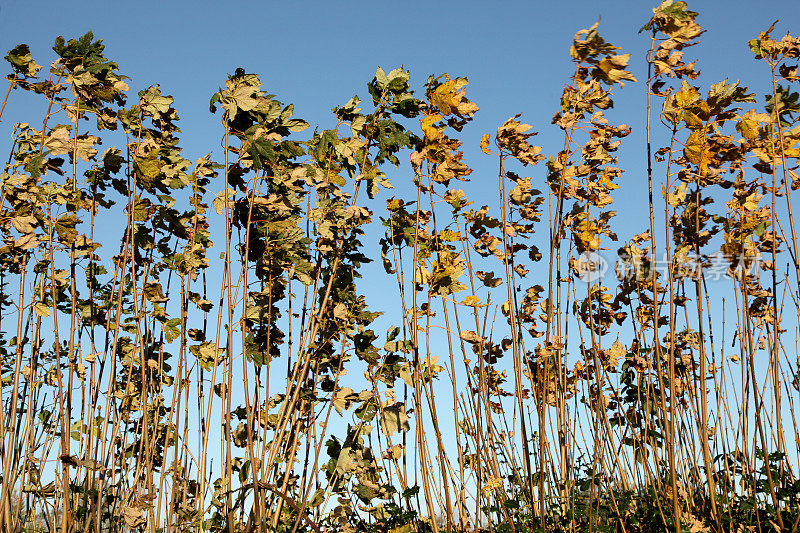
[666,183,688,207]
[459,330,484,344]
[597,54,638,85]
[682,111,703,129]
[684,130,710,174]
[480,133,492,154]
[421,114,443,142]
[674,81,699,108]
[34,302,51,317]
[431,79,462,114]
[605,340,626,367]
[742,193,761,211]
[736,109,769,140]
[460,295,487,307]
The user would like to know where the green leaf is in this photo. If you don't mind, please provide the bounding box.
[380,404,410,436]
[5,44,42,78]
[374,67,389,89]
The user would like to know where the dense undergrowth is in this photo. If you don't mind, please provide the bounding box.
[1,1,799,531]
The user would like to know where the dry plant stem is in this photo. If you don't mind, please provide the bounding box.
[767,58,793,460]
[410,177,439,533]
[453,225,498,525]
[198,123,231,532]
[239,174,263,531]
[1,70,61,533]
[424,182,456,531]
[544,109,577,531]
[440,298,468,530]
[497,152,535,508]
[663,133,680,533]
[0,257,27,532]
[692,192,719,527]
[646,36,680,531]
[768,60,800,302]
[0,81,13,124]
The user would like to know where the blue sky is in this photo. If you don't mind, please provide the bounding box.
[2,0,798,230]
[2,0,798,398]
[2,0,799,496]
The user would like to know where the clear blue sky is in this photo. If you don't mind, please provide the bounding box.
[2,0,799,503]
[2,0,798,401]
[2,0,798,229]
